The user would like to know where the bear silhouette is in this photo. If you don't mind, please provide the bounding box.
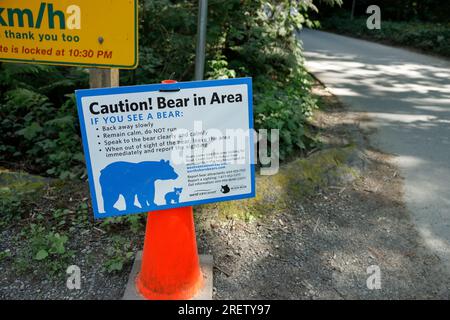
[165,187,183,205]
[99,160,178,213]
[221,185,230,194]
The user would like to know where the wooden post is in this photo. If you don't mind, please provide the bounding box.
[89,68,119,88]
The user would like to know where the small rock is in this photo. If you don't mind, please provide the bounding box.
[210,221,219,229]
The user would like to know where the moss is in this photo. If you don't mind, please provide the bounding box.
[279,146,356,197]
[198,146,359,222]
[0,171,47,195]
[0,169,48,222]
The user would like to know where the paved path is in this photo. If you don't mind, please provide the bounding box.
[300,29,450,269]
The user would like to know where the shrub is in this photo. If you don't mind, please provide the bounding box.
[253,74,318,160]
[0,64,87,178]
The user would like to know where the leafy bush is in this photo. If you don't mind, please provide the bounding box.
[0,63,88,178]
[321,16,450,57]
[254,74,318,160]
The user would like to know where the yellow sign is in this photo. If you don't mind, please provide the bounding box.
[0,0,138,69]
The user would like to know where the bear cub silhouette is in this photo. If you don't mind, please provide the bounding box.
[165,187,183,205]
[99,160,178,212]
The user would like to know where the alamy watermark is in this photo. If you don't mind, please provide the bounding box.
[366,265,382,290]
[167,121,280,176]
[66,265,81,290]
[366,5,381,30]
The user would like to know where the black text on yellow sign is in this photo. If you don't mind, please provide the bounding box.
[0,0,138,69]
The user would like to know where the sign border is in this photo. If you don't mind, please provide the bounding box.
[0,0,139,69]
[75,77,256,219]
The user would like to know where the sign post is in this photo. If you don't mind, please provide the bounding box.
[194,0,208,81]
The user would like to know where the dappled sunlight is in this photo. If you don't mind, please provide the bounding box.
[418,226,450,256]
[365,112,436,123]
[405,97,450,107]
[394,155,425,168]
[331,88,362,97]
[414,106,449,112]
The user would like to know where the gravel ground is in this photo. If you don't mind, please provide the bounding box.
[1,81,449,299]
[0,219,143,300]
[0,181,144,300]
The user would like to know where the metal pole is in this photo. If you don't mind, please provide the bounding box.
[194,0,208,81]
[351,0,356,20]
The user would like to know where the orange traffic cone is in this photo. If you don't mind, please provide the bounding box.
[136,206,204,300]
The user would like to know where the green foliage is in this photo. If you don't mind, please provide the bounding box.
[321,16,450,58]
[203,0,322,157]
[0,249,12,261]
[104,236,134,273]
[0,186,33,224]
[0,63,88,178]
[47,202,91,232]
[254,73,318,160]
[32,232,69,261]
[15,223,74,275]
[100,215,146,234]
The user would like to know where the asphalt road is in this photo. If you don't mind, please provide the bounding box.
[301,29,450,270]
